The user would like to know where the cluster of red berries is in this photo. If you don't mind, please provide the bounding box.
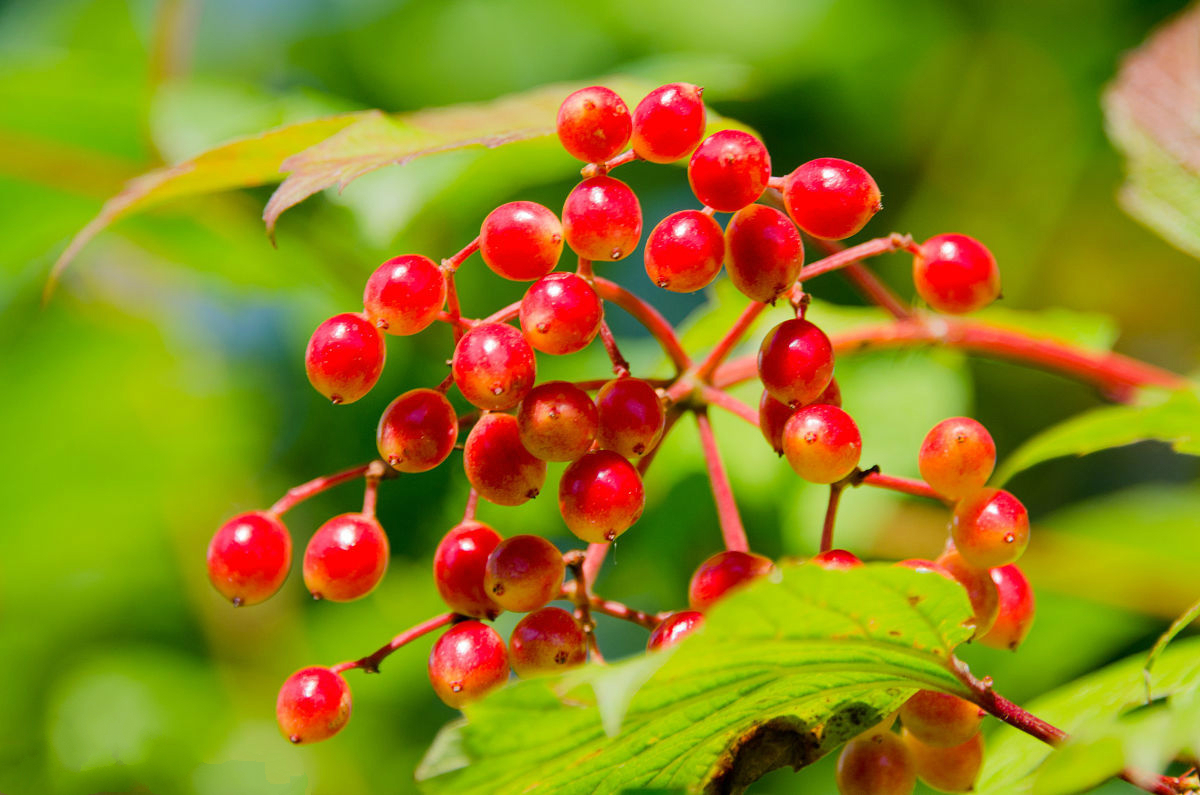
[206,80,1025,792]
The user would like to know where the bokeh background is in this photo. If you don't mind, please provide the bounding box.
[2,0,1198,793]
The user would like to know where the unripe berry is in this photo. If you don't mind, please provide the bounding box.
[558,450,645,543]
[913,234,1000,314]
[479,201,563,281]
[562,176,642,261]
[463,413,547,507]
[782,404,862,484]
[903,728,984,793]
[688,550,774,611]
[519,272,603,356]
[303,512,389,602]
[898,690,984,748]
[207,511,292,606]
[517,381,598,462]
[596,376,665,459]
[979,563,1035,651]
[483,534,564,613]
[304,312,386,405]
[757,318,835,407]
[630,83,706,164]
[647,610,705,651]
[783,157,882,241]
[644,210,725,292]
[811,549,864,570]
[451,321,536,411]
[935,547,1000,638]
[918,417,996,500]
[376,388,458,473]
[556,86,632,164]
[276,667,351,744]
[362,254,445,335]
[428,621,508,709]
[509,607,588,676]
[687,130,771,212]
[433,521,503,619]
[950,488,1030,569]
[724,204,804,303]
[835,731,917,795]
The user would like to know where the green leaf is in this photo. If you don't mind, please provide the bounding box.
[418,563,977,794]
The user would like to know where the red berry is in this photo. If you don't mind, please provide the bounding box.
[302,513,389,602]
[913,234,1000,315]
[758,390,794,455]
[724,204,805,303]
[362,254,445,336]
[558,450,645,543]
[979,563,1035,651]
[433,521,503,619]
[903,728,984,794]
[483,534,564,613]
[596,376,665,459]
[451,322,536,411]
[644,210,725,292]
[517,381,598,462]
[519,272,603,355]
[687,130,771,212]
[918,417,996,500]
[304,312,386,405]
[899,690,984,748]
[835,730,917,795]
[562,176,642,261]
[782,157,882,241]
[811,549,864,570]
[276,666,351,744]
[782,404,862,484]
[647,610,705,651]
[757,318,835,407]
[935,547,1000,638]
[462,413,547,507]
[427,621,508,709]
[479,201,563,281]
[630,83,706,164]
[688,550,774,611]
[376,388,458,473]
[509,606,588,676]
[950,488,1030,569]
[207,511,292,606]
[556,86,632,164]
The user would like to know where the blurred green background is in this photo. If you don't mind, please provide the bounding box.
[2,0,1198,793]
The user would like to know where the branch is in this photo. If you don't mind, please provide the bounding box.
[593,277,691,372]
[694,408,749,552]
[694,300,768,382]
[795,234,915,283]
[331,612,456,674]
[857,471,946,502]
[559,580,661,630]
[819,483,846,553]
[698,384,759,427]
[598,319,632,376]
[269,461,377,515]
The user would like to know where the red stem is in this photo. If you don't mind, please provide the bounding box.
[560,581,661,630]
[598,320,632,376]
[841,262,912,320]
[462,488,478,522]
[361,477,380,518]
[331,612,456,674]
[443,270,465,343]
[698,384,759,427]
[795,234,914,283]
[819,483,845,553]
[441,236,480,272]
[694,301,768,382]
[858,471,946,502]
[269,462,374,515]
[593,277,691,372]
[581,149,638,178]
[694,408,749,552]
[481,300,520,325]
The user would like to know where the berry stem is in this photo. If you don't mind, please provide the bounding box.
[795,233,915,283]
[560,580,662,630]
[819,482,846,553]
[480,300,521,325]
[443,270,465,343]
[582,543,608,590]
[581,149,638,178]
[362,475,380,518]
[269,461,377,515]
[563,550,605,664]
[697,384,759,427]
[694,408,750,552]
[462,488,479,522]
[841,261,913,320]
[857,471,946,502]
[694,301,768,382]
[331,611,456,674]
[576,256,594,281]
[598,320,632,377]
[593,277,691,371]
[441,236,480,273]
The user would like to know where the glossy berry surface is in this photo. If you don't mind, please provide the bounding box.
[519,272,603,355]
[688,550,773,611]
[757,318,835,407]
[596,376,665,459]
[303,512,389,602]
[979,563,1035,651]
[509,606,588,677]
[811,548,864,570]
[558,450,645,543]
[483,534,564,613]
[918,417,996,500]
[562,176,642,261]
[427,621,508,709]
[556,85,631,164]
[687,130,771,212]
[936,547,1000,638]
[376,388,458,473]
[517,380,598,462]
[950,488,1030,569]
[913,234,1000,314]
[451,321,536,411]
[207,511,292,606]
[899,690,984,748]
[276,667,351,744]
[643,209,725,292]
[432,521,503,619]
[630,82,706,164]
[903,728,984,793]
[647,610,705,651]
[782,403,862,484]
[304,312,386,404]
[724,204,805,303]
[783,157,882,241]
[463,413,547,507]
[835,731,917,795]
[362,254,446,336]
[479,201,563,281]
[758,390,794,455]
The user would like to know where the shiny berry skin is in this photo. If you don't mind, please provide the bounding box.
[757,318,835,407]
[950,488,1030,569]
[758,390,794,455]
[276,667,351,744]
[783,157,882,241]
[647,610,705,651]
[558,450,645,543]
[724,204,805,303]
[432,521,503,619]
[376,388,458,473]
[206,511,292,606]
[918,417,996,500]
[517,381,598,462]
[556,86,631,164]
[362,254,446,336]
[688,550,774,611]
[519,272,603,356]
[835,730,917,795]
[643,210,725,292]
[562,176,642,261]
[782,404,862,484]
[899,690,984,748]
[935,547,1000,638]
[979,563,1035,651]
[303,513,389,602]
[509,607,588,677]
[596,376,665,459]
[811,548,864,570]
[427,621,509,709]
[913,234,1000,315]
[630,83,706,164]
[483,534,564,613]
[687,130,771,212]
[462,413,547,507]
[304,312,386,405]
[903,728,984,794]
[451,322,536,411]
[479,201,563,281]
